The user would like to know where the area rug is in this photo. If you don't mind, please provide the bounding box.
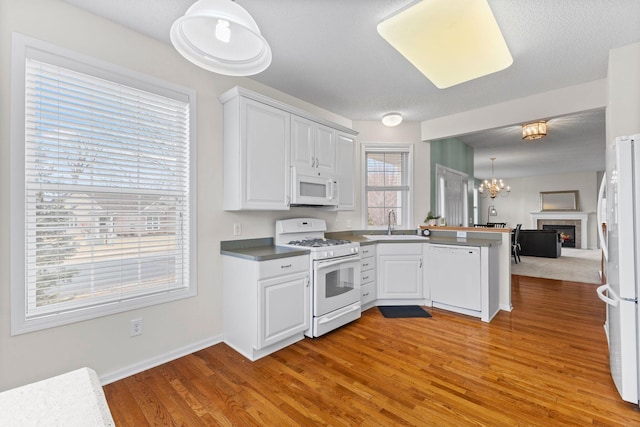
[378,305,432,318]
[511,248,602,284]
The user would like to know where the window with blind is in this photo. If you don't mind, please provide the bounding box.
[11,34,197,334]
[362,145,413,228]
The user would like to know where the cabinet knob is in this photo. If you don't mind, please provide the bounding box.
[281,264,292,269]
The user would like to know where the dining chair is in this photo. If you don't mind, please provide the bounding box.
[512,224,522,263]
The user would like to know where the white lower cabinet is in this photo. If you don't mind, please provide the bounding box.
[223,254,310,361]
[360,245,376,308]
[377,243,423,302]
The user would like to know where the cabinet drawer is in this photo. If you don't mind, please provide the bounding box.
[361,282,376,305]
[258,255,308,279]
[360,245,376,258]
[361,268,375,285]
[360,257,375,272]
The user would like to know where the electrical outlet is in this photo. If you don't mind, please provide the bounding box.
[233,223,242,236]
[130,318,143,337]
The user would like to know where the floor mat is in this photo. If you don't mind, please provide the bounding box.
[378,305,432,318]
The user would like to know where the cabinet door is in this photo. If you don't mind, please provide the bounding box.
[257,271,309,349]
[378,255,423,299]
[335,132,355,210]
[241,98,291,209]
[291,115,315,171]
[315,124,336,175]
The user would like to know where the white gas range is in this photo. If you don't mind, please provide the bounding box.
[275,218,361,337]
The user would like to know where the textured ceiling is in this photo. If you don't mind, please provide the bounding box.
[61,0,640,178]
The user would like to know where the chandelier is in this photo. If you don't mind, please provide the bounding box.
[479,157,510,199]
[522,121,547,140]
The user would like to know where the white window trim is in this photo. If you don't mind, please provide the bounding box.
[10,33,198,335]
[360,143,414,229]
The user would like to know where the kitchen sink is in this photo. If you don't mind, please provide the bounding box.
[362,235,429,241]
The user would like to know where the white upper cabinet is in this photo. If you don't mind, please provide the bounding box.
[291,115,336,176]
[335,132,356,210]
[222,95,291,210]
[219,87,357,211]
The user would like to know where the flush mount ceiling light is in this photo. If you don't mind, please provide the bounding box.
[522,121,548,140]
[377,0,513,89]
[170,0,272,76]
[382,113,403,127]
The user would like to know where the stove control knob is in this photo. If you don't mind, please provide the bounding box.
[329,251,334,257]
[351,247,357,254]
[321,251,328,258]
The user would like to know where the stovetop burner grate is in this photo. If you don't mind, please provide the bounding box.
[288,238,353,247]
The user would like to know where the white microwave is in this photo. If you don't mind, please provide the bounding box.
[290,167,339,206]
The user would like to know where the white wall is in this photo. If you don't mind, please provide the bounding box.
[607,42,640,170]
[479,171,600,249]
[0,0,431,390]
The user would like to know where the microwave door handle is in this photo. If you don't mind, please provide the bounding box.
[327,180,338,200]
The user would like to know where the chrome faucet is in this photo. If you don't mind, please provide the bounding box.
[387,209,396,235]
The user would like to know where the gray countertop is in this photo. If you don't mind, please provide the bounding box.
[221,232,501,261]
[220,237,310,261]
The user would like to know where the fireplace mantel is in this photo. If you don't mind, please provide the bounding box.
[529,211,593,249]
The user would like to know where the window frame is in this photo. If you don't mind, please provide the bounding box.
[360,143,414,230]
[10,33,198,335]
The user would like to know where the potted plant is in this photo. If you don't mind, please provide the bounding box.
[424,211,441,226]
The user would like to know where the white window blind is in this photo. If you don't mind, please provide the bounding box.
[363,146,412,228]
[13,41,195,332]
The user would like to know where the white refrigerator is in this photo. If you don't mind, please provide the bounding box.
[597,134,640,406]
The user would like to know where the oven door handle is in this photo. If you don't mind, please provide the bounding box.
[318,304,361,325]
[315,256,359,270]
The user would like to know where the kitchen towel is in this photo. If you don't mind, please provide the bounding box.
[378,305,432,318]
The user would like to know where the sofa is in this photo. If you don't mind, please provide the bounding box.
[518,229,562,258]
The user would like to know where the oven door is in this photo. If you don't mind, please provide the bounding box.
[313,255,361,317]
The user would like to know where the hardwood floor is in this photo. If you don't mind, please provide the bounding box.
[104,275,640,426]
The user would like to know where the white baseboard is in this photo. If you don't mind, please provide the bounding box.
[99,334,223,385]
[500,303,513,312]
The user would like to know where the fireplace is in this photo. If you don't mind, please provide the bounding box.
[543,224,576,248]
[529,211,591,249]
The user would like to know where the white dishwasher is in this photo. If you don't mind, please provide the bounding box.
[429,244,481,312]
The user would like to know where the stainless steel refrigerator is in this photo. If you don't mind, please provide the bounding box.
[597,134,640,406]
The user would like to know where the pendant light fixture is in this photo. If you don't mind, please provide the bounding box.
[170,0,272,76]
[478,157,510,199]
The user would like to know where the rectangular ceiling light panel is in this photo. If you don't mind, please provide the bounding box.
[377,0,513,89]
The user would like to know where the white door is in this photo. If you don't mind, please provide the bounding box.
[335,132,355,210]
[242,98,291,210]
[315,124,336,175]
[378,255,423,299]
[291,115,315,172]
[257,271,309,349]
